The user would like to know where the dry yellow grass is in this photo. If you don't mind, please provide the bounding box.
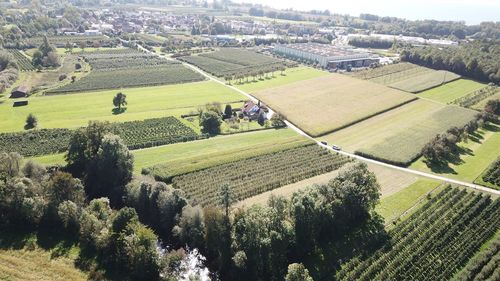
[252,74,416,136]
[0,249,86,281]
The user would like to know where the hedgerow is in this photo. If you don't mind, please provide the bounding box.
[171,144,351,206]
[337,187,500,281]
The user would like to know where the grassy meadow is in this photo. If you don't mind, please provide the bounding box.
[375,179,443,225]
[234,66,328,93]
[0,81,245,133]
[410,122,500,183]
[323,99,477,165]
[32,129,312,178]
[0,229,87,281]
[388,70,460,93]
[417,79,486,104]
[252,74,416,136]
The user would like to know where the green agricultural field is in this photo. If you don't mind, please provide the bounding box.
[417,79,486,104]
[252,74,416,137]
[32,129,313,178]
[338,187,500,281]
[410,122,500,184]
[0,81,244,133]
[375,179,443,225]
[172,145,350,206]
[388,70,460,93]
[234,66,328,93]
[179,48,288,78]
[353,62,461,93]
[323,99,477,166]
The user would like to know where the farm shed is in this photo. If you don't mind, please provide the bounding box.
[10,85,29,98]
[13,100,28,107]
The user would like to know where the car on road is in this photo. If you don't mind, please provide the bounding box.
[332,145,341,151]
[320,141,327,145]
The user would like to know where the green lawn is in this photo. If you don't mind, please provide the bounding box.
[0,81,245,133]
[234,66,328,93]
[410,122,500,183]
[417,79,486,104]
[32,129,312,177]
[375,179,442,225]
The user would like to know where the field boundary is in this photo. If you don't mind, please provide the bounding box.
[390,74,461,94]
[312,97,418,137]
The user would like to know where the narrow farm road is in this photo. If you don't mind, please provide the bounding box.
[181,60,500,195]
[134,43,500,196]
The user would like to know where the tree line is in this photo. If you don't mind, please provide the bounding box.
[0,117,387,280]
[400,40,500,84]
[422,102,498,166]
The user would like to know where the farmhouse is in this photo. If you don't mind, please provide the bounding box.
[241,100,265,120]
[10,85,29,98]
[274,43,379,69]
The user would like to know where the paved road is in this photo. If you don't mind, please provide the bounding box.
[143,46,500,196]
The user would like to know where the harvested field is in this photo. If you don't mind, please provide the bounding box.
[323,99,477,166]
[252,74,416,136]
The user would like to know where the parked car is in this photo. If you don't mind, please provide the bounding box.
[332,145,341,151]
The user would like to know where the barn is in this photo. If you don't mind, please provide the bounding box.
[10,85,29,98]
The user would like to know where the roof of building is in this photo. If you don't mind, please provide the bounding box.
[12,85,29,94]
[276,43,374,60]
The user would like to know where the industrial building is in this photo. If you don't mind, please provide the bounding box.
[273,43,379,69]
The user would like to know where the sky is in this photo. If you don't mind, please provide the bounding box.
[232,0,500,24]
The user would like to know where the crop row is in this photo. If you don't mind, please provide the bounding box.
[453,235,500,281]
[0,117,200,157]
[0,128,72,157]
[452,85,498,108]
[352,62,421,80]
[481,157,500,187]
[179,48,289,78]
[25,36,116,47]
[200,49,283,66]
[7,49,35,71]
[111,116,200,150]
[337,187,500,281]
[82,49,177,70]
[171,144,351,206]
[46,64,204,94]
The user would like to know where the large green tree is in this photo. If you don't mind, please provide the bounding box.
[199,110,222,135]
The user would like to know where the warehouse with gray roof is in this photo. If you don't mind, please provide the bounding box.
[273,43,379,69]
